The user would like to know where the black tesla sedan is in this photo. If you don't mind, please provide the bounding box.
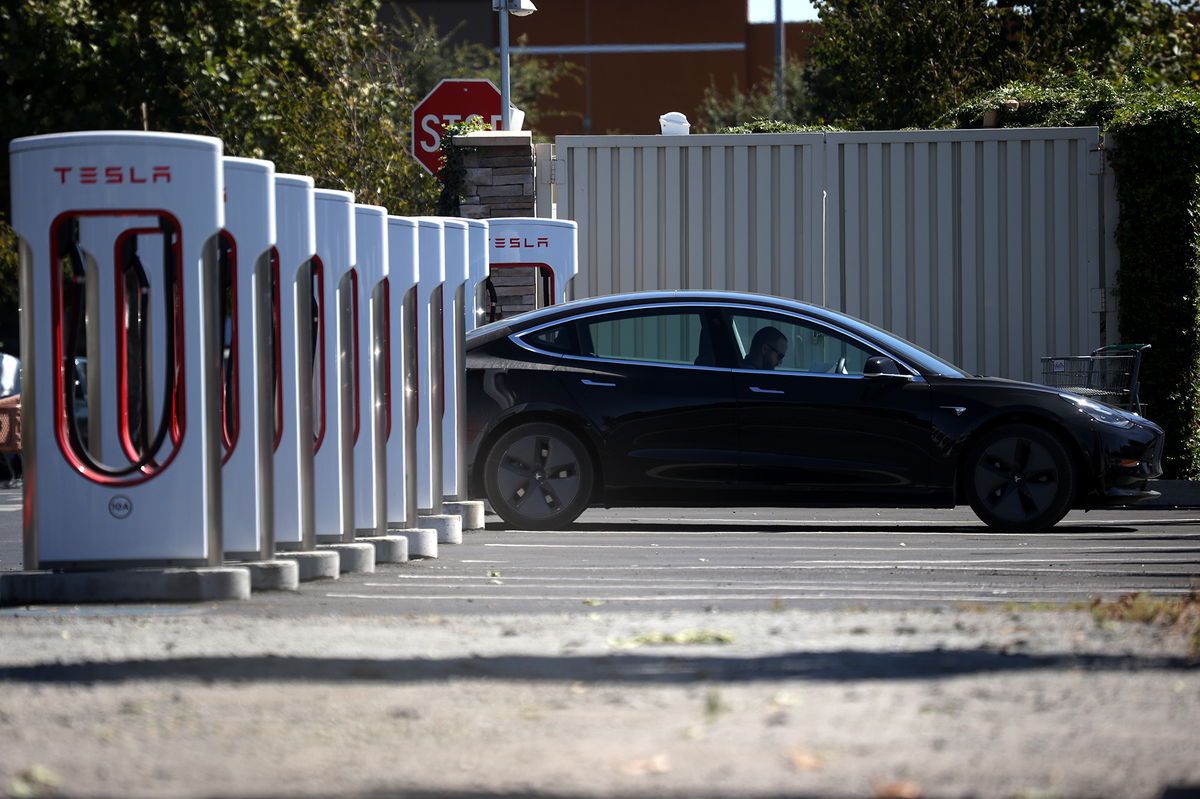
[464,291,1163,533]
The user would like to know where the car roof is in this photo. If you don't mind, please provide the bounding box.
[473,290,829,333]
[468,289,975,379]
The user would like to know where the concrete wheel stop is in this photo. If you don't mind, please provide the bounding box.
[275,550,341,581]
[386,527,438,559]
[418,514,462,545]
[317,542,376,574]
[230,559,300,592]
[444,500,485,532]
[0,567,252,606]
[355,535,409,564]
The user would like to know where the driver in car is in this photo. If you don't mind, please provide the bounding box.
[742,326,787,370]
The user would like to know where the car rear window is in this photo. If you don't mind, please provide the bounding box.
[522,322,581,355]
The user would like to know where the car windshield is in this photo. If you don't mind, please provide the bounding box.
[821,309,971,377]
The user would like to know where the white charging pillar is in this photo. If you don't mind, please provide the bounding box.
[311,189,356,543]
[488,217,579,306]
[352,204,387,537]
[465,219,491,332]
[272,174,317,552]
[220,157,276,560]
[10,131,224,568]
[383,217,419,529]
[440,219,470,502]
[415,218,445,515]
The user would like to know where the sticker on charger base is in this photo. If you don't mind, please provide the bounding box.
[108,495,133,519]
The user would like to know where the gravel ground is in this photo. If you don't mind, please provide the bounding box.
[1,606,1198,799]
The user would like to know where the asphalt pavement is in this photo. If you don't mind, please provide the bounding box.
[2,485,1199,613]
[2,486,1199,799]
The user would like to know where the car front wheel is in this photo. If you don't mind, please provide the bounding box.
[483,421,594,529]
[964,423,1076,533]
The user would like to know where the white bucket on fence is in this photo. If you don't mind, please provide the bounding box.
[659,112,690,135]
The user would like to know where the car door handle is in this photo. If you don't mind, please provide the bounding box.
[581,379,617,387]
[748,386,785,394]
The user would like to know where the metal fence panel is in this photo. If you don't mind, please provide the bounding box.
[555,127,1108,382]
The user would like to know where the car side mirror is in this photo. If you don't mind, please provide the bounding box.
[863,356,910,379]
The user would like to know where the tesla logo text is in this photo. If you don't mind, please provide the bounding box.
[53,166,172,185]
[108,495,133,519]
[493,236,549,249]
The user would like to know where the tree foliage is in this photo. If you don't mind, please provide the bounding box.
[1107,88,1200,478]
[807,0,1004,129]
[701,0,1200,131]
[696,59,819,132]
[178,2,439,211]
[0,0,574,342]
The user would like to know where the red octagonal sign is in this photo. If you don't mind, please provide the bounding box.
[411,79,503,176]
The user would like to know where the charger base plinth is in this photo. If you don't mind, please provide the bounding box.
[0,567,251,606]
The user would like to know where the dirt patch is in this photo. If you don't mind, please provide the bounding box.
[0,608,1197,799]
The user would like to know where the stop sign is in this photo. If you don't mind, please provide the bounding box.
[411,79,503,176]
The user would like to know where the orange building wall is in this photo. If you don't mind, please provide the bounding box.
[745,21,821,85]
[507,0,748,136]
[388,1,823,137]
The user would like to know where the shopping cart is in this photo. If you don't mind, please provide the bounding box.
[1040,344,1150,414]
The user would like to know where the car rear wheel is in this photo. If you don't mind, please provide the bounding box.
[965,423,1076,533]
[483,421,594,529]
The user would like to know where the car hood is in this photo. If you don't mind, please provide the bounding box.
[933,374,1161,430]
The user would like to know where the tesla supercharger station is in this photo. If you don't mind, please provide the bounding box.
[465,219,490,333]
[414,218,445,516]
[311,189,356,544]
[440,219,469,503]
[272,174,317,553]
[352,204,387,538]
[383,217,419,532]
[220,157,276,560]
[487,217,579,308]
[10,131,224,568]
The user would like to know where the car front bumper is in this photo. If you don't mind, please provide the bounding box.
[1088,424,1164,506]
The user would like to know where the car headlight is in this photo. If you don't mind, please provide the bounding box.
[1058,392,1138,428]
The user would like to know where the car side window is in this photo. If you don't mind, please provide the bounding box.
[730,311,877,374]
[583,309,706,366]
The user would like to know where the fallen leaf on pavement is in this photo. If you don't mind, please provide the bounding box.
[786,747,825,772]
[618,753,672,776]
[872,778,922,798]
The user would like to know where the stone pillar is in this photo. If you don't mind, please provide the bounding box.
[450,130,540,319]
[452,130,534,219]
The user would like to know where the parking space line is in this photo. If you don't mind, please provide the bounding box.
[410,564,1197,575]
[356,580,1184,594]
[324,587,1195,602]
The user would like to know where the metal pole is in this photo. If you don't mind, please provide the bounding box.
[775,0,785,115]
[499,6,511,131]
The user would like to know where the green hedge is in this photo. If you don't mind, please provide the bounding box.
[939,76,1200,477]
[716,118,837,135]
[1108,96,1200,477]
